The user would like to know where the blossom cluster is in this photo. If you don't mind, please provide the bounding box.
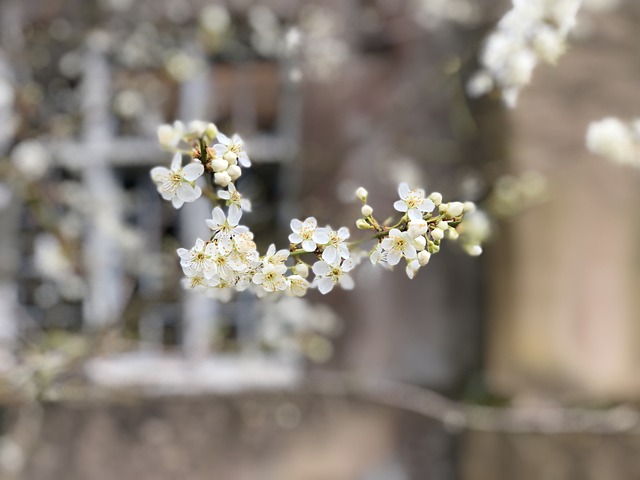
[467,0,582,107]
[150,120,480,300]
[586,117,640,168]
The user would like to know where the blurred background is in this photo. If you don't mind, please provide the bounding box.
[1,0,640,479]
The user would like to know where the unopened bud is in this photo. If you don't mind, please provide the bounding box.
[356,219,372,229]
[431,228,444,241]
[214,171,232,187]
[466,245,483,256]
[438,203,449,214]
[227,165,242,181]
[418,250,431,266]
[463,201,476,213]
[414,235,426,249]
[355,187,368,202]
[361,205,373,216]
[205,122,218,140]
[448,202,464,217]
[187,120,207,138]
[211,158,228,172]
[447,229,459,240]
[293,263,309,278]
[223,151,238,164]
[428,192,442,206]
[437,220,449,230]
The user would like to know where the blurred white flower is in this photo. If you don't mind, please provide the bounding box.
[11,140,50,181]
[586,117,640,167]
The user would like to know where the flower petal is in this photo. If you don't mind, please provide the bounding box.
[398,182,410,198]
[339,274,354,290]
[312,261,331,276]
[228,204,242,225]
[322,245,338,263]
[387,251,401,266]
[290,219,303,232]
[182,162,204,181]
[289,233,303,244]
[313,230,330,244]
[393,200,408,212]
[302,240,316,252]
[150,166,170,182]
[318,277,335,294]
[170,152,182,171]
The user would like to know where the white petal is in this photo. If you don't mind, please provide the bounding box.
[312,261,331,276]
[228,204,242,225]
[303,217,317,229]
[290,218,303,232]
[313,230,330,244]
[150,166,170,182]
[404,244,417,259]
[387,251,401,266]
[177,184,199,202]
[218,190,230,200]
[339,274,354,290]
[212,207,226,225]
[253,273,265,285]
[398,182,410,198]
[302,240,316,252]
[217,132,230,145]
[266,244,276,257]
[393,200,408,212]
[170,152,182,171]
[322,245,338,263]
[420,199,435,212]
[238,154,251,168]
[318,277,335,294]
[337,227,350,239]
[182,162,204,181]
[289,233,303,244]
[341,258,355,272]
[171,196,184,209]
[408,209,423,222]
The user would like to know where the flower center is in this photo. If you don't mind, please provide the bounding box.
[163,170,183,193]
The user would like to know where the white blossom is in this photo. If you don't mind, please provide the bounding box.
[218,183,252,212]
[177,238,216,278]
[586,117,640,167]
[253,263,288,292]
[263,244,290,265]
[393,183,435,217]
[468,0,582,107]
[150,153,203,209]
[407,209,429,238]
[213,133,251,168]
[11,140,50,181]
[157,121,185,150]
[321,227,350,263]
[312,258,355,294]
[205,205,248,252]
[289,217,330,252]
[380,228,419,266]
[287,275,310,297]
